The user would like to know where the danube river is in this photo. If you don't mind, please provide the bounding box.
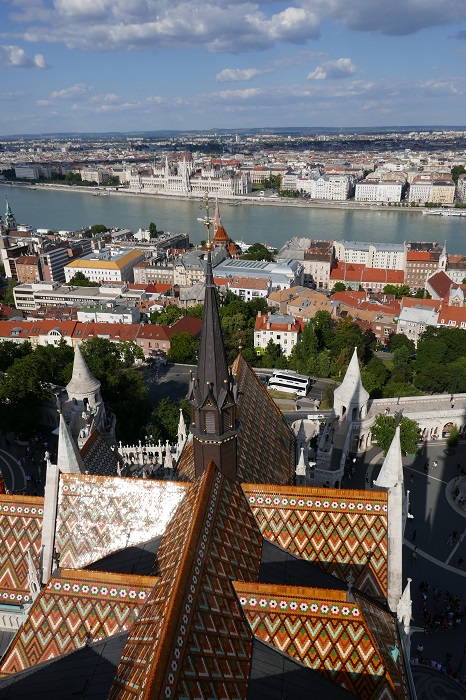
[3,185,466,253]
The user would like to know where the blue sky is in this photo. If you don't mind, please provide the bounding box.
[1,0,466,135]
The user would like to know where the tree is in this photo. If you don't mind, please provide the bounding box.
[391,346,414,383]
[2,279,18,306]
[117,341,144,367]
[413,289,431,299]
[382,284,411,299]
[90,224,108,235]
[0,340,32,372]
[309,311,333,351]
[452,165,466,184]
[320,381,336,409]
[240,243,275,262]
[389,333,415,354]
[145,398,190,443]
[447,424,460,449]
[371,414,420,456]
[68,271,99,287]
[149,222,158,239]
[150,305,185,326]
[167,333,199,363]
[414,363,451,393]
[330,282,346,294]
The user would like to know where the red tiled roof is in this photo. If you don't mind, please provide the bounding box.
[254,314,301,333]
[427,270,452,299]
[362,269,404,284]
[438,306,466,326]
[168,316,203,337]
[79,322,139,342]
[331,291,366,305]
[407,251,436,261]
[230,276,269,290]
[401,297,442,311]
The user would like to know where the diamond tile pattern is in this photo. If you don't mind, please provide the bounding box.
[55,474,189,570]
[243,485,388,599]
[0,496,43,604]
[233,355,295,485]
[80,430,119,476]
[0,569,155,676]
[234,582,398,700]
[111,462,263,700]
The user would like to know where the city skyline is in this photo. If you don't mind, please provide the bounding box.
[1,1,466,135]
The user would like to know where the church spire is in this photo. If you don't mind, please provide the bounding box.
[4,197,15,231]
[373,426,403,488]
[190,196,237,480]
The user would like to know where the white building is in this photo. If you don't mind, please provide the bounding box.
[64,248,145,285]
[297,174,353,200]
[254,312,301,357]
[408,177,433,204]
[76,304,141,324]
[13,281,145,311]
[333,241,406,270]
[355,179,403,203]
[397,306,439,346]
[214,258,303,291]
[229,276,271,301]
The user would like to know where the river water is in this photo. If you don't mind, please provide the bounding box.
[3,185,466,253]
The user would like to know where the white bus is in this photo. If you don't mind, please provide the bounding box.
[268,370,311,397]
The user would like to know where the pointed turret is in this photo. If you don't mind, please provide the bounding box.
[296,447,307,485]
[439,241,447,271]
[397,577,412,635]
[56,414,84,474]
[190,198,237,480]
[333,347,369,421]
[66,343,101,402]
[373,426,403,488]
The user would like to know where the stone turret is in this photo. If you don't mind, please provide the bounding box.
[56,414,84,474]
[333,347,369,422]
[373,426,405,613]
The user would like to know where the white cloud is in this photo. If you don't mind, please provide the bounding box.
[308,57,356,80]
[0,45,47,68]
[50,83,91,99]
[216,68,268,83]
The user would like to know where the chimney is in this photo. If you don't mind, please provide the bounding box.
[266,322,271,330]
[258,310,262,317]
[287,323,291,330]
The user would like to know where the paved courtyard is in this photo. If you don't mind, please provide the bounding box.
[358,441,466,697]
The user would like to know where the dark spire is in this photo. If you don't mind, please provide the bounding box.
[190,196,237,480]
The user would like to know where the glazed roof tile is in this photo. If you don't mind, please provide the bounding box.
[233,355,295,485]
[0,495,44,604]
[111,462,263,700]
[79,430,119,476]
[0,569,155,677]
[234,582,399,700]
[55,474,188,571]
[242,485,388,599]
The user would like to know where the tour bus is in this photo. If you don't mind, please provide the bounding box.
[268,370,311,397]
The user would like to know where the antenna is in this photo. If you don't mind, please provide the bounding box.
[202,193,213,251]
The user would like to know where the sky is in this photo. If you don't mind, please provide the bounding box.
[1,0,466,135]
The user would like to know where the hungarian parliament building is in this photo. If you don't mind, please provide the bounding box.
[128,156,251,197]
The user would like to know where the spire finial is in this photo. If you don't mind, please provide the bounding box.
[203,194,213,252]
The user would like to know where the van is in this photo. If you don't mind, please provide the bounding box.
[307,414,325,420]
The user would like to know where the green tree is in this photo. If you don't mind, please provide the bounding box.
[260,340,281,368]
[150,305,185,326]
[240,243,275,262]
[414,338,447,372]
[68,271,100,287]
[389,333,415,354]
[149,222,158,239]
[413,289,431,299]
[451,165,466,184]
[391,346,414,384]
[330,282,346,294]
[168,333,199,363]
[447,424,460,449]
[382,380,423,399]
[186,304,204,319]
[0,341,32,372]
[313,351,332,378]
[309,311,333,351]
[382,284,411,299]
[2,279,18,306]
[117,341,144,367]
[0,354,49,435]
[146,398,190,443]
[320,381,336,409]
[90,224,108,235]
[371,415,420,456]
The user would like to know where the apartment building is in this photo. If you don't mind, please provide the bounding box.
[405,249,442,290]
[276,239,334,289]
[13,281,145,311]
[355,178,403,202]
[229,276,271,301]
[15,255,40,283]
[64,248,145,285]
[254,312,301,357]
[397,306,439,346]
[333,241,406,270]
[133,261,175,286]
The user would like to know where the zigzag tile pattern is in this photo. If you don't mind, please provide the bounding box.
[355,593,410,699]
[243,485,388,598]
[111,463,263,700]
[233,355,295,485]
[234,582,398,700]
[0,569,155,676]
[0,495,43,603]
[55,474,189,570]
[80,430,119,476]
[111,467,209,699]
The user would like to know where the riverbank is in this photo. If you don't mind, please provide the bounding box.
[0,181,427,215]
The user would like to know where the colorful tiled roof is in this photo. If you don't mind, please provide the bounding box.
[111,462,263,700]
[234,582,399,700]
[233,355,295,485]
[55,474,189,570]
[79,430,119,476]
[0,496,43,604]
[0,569,155,676]
[242,485,388,599]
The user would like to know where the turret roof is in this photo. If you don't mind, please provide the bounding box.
[66,343,100,397]
[373,426,404,488]
[333,347,369,406]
